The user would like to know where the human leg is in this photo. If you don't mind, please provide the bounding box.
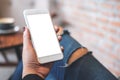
[10,60,23,80]
[46,30,86,80]
[64,53,118,80]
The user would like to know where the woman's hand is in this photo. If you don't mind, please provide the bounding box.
[22,26,62,79]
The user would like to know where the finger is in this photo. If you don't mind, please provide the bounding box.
[25,27,31,39]
[58,35,62,41]
[61,46,64,51]
[56,26,64,36]
[54,25,59,33]
[23,27,32,48]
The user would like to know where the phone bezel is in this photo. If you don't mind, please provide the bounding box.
[23,9,63,64]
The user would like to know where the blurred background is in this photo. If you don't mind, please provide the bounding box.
[0,0,120,80]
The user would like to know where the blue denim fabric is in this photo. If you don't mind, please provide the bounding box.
[64,52,118,80]
[46,31,83,80]
[10,30,118,80]
[10,61,23,80]
[10,30,82,80]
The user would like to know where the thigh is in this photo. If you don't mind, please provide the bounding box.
[64,53,118,80]
[46,31,84,80]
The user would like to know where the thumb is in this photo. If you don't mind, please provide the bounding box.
[23,27,32,48]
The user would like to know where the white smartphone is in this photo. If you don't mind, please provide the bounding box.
[23,9,63,64]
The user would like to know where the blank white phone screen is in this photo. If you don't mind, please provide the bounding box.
[26,13,61,57]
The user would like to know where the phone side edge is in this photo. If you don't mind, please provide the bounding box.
[38,52,63,64]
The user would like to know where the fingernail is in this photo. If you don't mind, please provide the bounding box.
[23,26,28,31]
[23,27,25,31]
[61,46,64,51]
[23,28,27,34]
[23,28,27,37]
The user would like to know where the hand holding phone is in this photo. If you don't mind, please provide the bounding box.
[23,9,63,64]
